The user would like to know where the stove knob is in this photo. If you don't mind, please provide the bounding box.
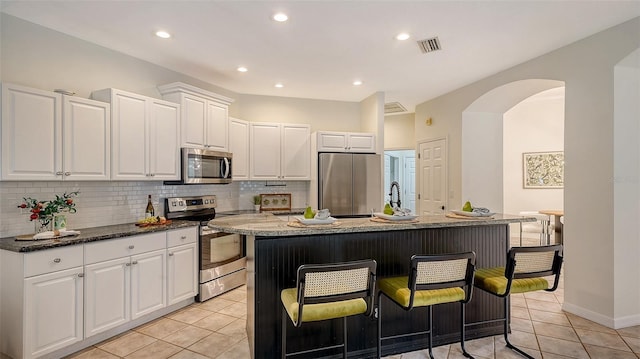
[204,199,209,204]
[179,201,184,206]
[172,201,177,207]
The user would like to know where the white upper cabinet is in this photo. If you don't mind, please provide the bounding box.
[92,88,180,181]
[1,83,110,181]
[229,117,250,180]
[158,82,233,151]
[250,122,310,180]
[316,131,376,153]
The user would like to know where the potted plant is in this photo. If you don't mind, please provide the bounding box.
[18,191,79,233]
[253,195,262,212]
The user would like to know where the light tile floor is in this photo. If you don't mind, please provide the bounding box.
[67,238,640,359]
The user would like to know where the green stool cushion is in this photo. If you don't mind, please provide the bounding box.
[281,288,368,323]
[475,267,549,295]
[378,276,465,308]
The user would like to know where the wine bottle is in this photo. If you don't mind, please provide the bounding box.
[145,195,155,218]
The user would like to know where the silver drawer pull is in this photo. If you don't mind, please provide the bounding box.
[53,258,61,263]
[78,273,84,278]
[64,172,71,176]
[180,236,187,239]
[168,253,174,256]
[125,263,131,267]
[55,171,63,175]
[132,260,138,265]
[128,245,135,249]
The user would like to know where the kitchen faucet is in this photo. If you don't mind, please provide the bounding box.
[389,181,401,208]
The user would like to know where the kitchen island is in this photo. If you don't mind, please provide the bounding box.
[208,213,531,358]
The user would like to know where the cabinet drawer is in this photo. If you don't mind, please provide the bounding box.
[24,245,84,278]
[167,227,198,247]
[85,232,166,264]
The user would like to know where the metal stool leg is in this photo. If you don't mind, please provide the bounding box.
[460,302,474,358]
[503,296,535,359]
[343,316,347,358]
[282,310,287,359]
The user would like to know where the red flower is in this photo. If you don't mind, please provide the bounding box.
[30,213,38,220]
[18,203,27,208]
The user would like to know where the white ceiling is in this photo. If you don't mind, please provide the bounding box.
[2,1,639,113]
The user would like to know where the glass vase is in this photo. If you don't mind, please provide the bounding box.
[34,216,53,234]
[54,214,67,230]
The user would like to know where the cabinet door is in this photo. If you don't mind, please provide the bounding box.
[281,124,310,180]
[111,91,147,180]
[316,132,348,152]
[131,249,166,319]
[24,267,83,358]
[167,243,197,305]
[149,100,180,180]
[63,96,110,180]
[348,133,376,153]
[182,94,206,148]
[229,117,249,180]
[206,101,228,151]
[1,83,62,180]
[84,257,130,337]
[250,123,281,180]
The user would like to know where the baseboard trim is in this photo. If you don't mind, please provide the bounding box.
[562,302,640,329]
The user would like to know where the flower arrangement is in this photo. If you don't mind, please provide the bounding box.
[18,191,79,226]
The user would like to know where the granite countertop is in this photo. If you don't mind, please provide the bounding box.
[207,212,534,237]
[0,220,199,253]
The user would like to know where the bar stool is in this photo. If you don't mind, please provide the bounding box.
[472,245,563,359]
[280,259,377,358]
[377,252,476,358]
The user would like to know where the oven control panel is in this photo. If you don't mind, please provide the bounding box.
[166,195,217,213]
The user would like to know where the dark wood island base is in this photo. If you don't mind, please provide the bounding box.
[208,214,531,358]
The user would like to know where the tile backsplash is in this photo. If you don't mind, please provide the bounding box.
[0,181,309,238]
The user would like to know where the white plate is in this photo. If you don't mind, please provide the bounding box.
[450,210,496,217]
[373,213,419,221]
[296,216,337,225]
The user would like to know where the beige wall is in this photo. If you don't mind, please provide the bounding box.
[415,17,640,328]
[384,113,415,150]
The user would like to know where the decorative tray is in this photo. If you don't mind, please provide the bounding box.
[450,210,495,217]
[260,193,292,211]
[295,216,337,225]
[135,219,172,227]
[372,213,419,221]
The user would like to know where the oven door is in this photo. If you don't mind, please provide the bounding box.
[182,148,232,184]
[199,230,245,283]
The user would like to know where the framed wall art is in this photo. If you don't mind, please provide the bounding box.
[523,151,564,188]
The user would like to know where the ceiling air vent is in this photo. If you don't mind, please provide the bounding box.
[384,102,407,114]
[417,36,441,54]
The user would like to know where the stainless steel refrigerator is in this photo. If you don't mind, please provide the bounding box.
[318,153,382,217]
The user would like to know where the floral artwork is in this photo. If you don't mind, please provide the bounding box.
[523,152,564,188]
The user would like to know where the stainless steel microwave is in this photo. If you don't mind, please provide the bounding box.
[176,148,232,184]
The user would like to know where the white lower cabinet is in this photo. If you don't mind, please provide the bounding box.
[167,227,198,305]
[25,266,84,358]
[84,233,167,337]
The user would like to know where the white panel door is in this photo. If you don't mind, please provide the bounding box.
[63,96,110,180]
[24,267,83,359]
[131,249,166,319]
[148,100,180,180]
[1,83,62,180]
[419,139,447,215]
[167,243,197,305]
[404,155,416,213]
[250,123,281,179]
[229,117,250,180]
[316,132,348,152]
[182,95,206,148]
[84,257,130,337]
[112,91,147,179]
[206,102,228,151]
[281,124,310,180]
[347,133,376,153]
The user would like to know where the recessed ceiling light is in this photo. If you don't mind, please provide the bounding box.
[273,13,288,22]
[353,80,363,86]
[396,33,410,41]
[155,31,171,39]
[275,83,284,88]
[237,66,248,72]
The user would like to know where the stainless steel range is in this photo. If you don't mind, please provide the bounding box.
[165,195,246,302]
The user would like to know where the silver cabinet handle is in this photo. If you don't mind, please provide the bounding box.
[53,258,61,263]
[77,273,84,278]
[125,263,131,267]
[128,245,134,249]
[151,173,155,177]
[180,236,187,240]
[64,172,71,176]
[132,260,138,265]
[55,171,63,175]
[168,253,174,256]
